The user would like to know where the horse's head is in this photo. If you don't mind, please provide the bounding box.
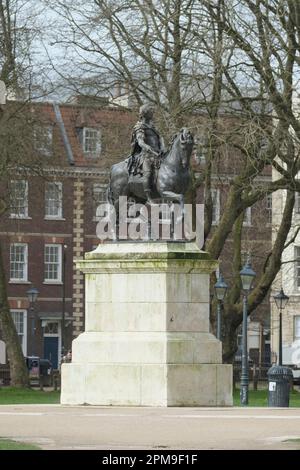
[178,128,194,168]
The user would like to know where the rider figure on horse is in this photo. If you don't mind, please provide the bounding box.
[128,104,164,204]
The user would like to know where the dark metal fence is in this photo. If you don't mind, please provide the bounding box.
[1,361,272,390]
[0,365,10,386]
[233,363,270,389]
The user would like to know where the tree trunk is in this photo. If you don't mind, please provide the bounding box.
[222,318,239,364]
[0,241,29,387]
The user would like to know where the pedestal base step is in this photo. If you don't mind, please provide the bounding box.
[61,362,232,407]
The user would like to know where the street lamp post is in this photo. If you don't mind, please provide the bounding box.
[26,287,39,356]
[273,288,289,366]
[239,259,256,406]
[267,287,293,407]
[214,273,228,341]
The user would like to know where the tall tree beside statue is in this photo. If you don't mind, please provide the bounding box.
[46,0,300,362]
[0,0,46,387]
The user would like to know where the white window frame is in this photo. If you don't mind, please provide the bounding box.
[93,183,106,221]
[212,189,220,225]
[43,321,59,336]
[10,180,28,219]
[83,127,101,156]
[295,316,300,340]
[243,206,252,227]
[10,243,28,282]
[45,182,63,219]
[34,125,53,156]
[266,194,272,224]
[194,133,207,164]
[44,244,62,283]
[295,246,300,290]
[11,309,27,355]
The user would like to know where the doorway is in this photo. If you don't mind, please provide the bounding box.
[43,321,60,369]
[44,337,59,369]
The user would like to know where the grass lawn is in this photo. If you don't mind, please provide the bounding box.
[0,438,41,450]
[0,387,60,405]
[1,386,299,407]
[233,388,300,407]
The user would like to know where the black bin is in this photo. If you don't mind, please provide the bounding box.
[26,356,40,380]
[39,359,53,387]
[267,365,293,407]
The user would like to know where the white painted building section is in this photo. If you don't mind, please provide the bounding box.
[271,129,300,366]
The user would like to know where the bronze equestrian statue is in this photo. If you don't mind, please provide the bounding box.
[107,104,194,215]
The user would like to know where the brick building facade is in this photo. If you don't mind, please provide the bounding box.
[0,101,135,368]
[0,100,272,369]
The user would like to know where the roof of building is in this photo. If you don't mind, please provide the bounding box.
[6,99,136,169]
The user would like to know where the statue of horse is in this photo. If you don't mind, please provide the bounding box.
[107,127,194,215]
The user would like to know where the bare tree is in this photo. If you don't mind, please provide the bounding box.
[47,0,300,361]
[0,0,46,387]
[199,0,300,360]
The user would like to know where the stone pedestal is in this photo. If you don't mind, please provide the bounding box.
[61,242,232,406]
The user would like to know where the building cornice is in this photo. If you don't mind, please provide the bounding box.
[194,172,272,183]
[44,166,110,178]
[10,165,110,179]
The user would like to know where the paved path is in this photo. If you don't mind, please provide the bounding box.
[1,405,300,450]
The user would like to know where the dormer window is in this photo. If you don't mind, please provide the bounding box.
[34,125,53,156]
[82,127,101,157]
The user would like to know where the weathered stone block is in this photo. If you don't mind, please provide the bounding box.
[61,242,232,406]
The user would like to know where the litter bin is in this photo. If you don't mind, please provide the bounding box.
[39,359,53,387]
[267,365,293,407]
[26,356,40,382]
[26,357,53,387]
